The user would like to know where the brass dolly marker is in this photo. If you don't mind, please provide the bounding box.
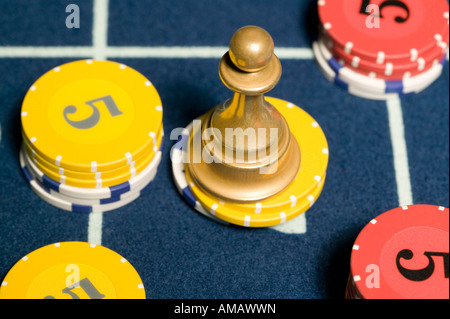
[188,26,300,202]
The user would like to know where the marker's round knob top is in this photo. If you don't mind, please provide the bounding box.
[229,26,274,72]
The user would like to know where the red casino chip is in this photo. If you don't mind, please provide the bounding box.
[326,33,448,80]
[348,205,449,299]
[318,0,450,64]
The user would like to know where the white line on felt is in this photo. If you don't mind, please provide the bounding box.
[275,47,315,59]
[88,212,103,246]
[386,96,414,207]
[0,46,94,58]
[92,0,109,61]
[87,0,109,245]
[3,40,449,60]
[0,46,314,60]
[0,45,447,60]
[270,212,307,234]
[0,43,314,60]
[106,46,229,58]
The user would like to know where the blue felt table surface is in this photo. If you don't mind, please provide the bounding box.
[0,0,448,299]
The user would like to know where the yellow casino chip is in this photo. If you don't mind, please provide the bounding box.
[21,59,163,172]
[187,167,326,227]
[22,127,163,188]
[0,242,146,299]
[21,125,164,179]
[23,137,157,188]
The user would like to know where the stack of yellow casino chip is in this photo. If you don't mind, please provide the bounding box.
[20,60,163,213]
[171,97,329,227]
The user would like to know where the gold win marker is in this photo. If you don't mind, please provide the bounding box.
[188,26,300,202]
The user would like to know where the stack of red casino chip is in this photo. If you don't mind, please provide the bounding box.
[314,0,449,100]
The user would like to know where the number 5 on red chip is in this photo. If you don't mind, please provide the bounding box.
[346,205,449,299]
